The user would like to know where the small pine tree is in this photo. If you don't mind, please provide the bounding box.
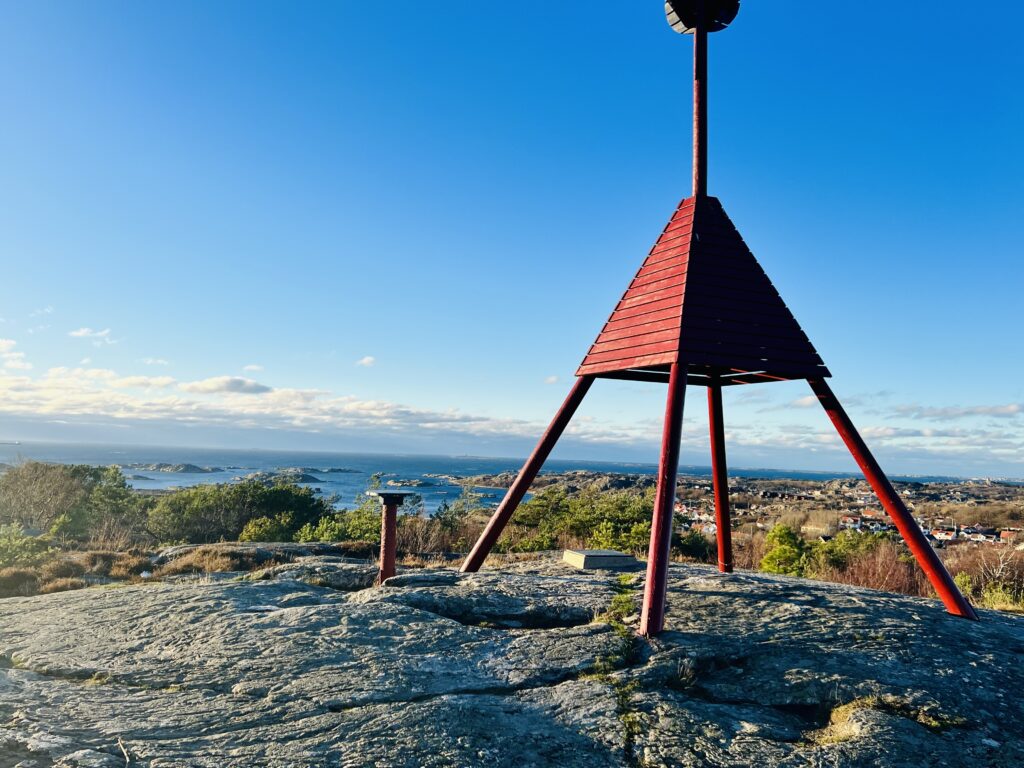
[759,524,808,576]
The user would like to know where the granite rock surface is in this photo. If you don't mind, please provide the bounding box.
[1,557,1021,767]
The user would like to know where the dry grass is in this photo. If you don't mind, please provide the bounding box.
[109,553,153,579]
[77,551,120,577]
[152,546,297,577]
[154,548,241,577]
[808,694,967,746]
[396,553,456,569]
[330,541,377,559]
[0,567,40,598]
[38,577,88,595]
[40,557,87,582]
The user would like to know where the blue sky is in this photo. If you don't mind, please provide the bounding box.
[0,1,1022,476]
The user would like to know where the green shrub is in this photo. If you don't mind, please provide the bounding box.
[294,493,386,544]
[760,525,808,576]
[499,485,656,553]
[587,520,618,550]
[148,480,331,544]
[338,505,382,543]
[239,513,296,542]
[0,524,51,567]
[433,485,485,532]
[588,520,652,556]
[674,529,716,562]
[295,515,348,542]
[508,532,557,553]
[980,582,1023,612]
[953,571,974,597]
[806,530,891,576]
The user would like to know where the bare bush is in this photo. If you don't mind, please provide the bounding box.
[944,546,1024,606]
[396,516,446,555]
[812,541,932,598]
[0,462,89,530]
[732,532,766,571]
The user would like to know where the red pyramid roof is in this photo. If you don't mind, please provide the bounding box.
[577,196,829,382]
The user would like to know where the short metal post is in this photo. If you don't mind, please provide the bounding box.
[807,378,978,620]
[371,492,412,585]
[640,362,688,637]
[461,376,594,573]
[707,381,733,573]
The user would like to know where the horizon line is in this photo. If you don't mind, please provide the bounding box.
[2,437,1021,484]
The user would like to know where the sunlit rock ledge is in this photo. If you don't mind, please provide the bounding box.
[1,555,1022,767]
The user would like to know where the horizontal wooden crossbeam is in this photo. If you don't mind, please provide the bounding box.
[593,368,800,387]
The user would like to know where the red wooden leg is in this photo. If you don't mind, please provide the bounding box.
[708,382,733,573]
[807,378,978,620]
[460,376,595,573]
[640,362,688,637]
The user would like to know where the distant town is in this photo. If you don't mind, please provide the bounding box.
[463,470,1024,550]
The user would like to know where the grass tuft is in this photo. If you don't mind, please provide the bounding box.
[39,577,88,595]
[808,694,969,745]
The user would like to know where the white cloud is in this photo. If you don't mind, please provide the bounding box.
[544,375,559,385]
[791,395,818,408]
[3,353,32,371]
[69,327,109,338]
[895,403,1023,420]
[142,358,170,366]
[0,364,659,448]
[111,376,176,389]
[67,367,117,380]
[80,357,92,365]
[0,362,1020,473]
[355,356,376,368]
[0,340,31,370]
[180,376,273,395]
[30,306,54,317]
[242,364,264,372]
[69,327,117,346]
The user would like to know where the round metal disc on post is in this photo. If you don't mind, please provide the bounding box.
[665,0,740,34]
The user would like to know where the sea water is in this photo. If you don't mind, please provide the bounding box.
[0,441,968,513]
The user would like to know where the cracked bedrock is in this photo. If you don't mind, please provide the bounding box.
[0,558,1022,767]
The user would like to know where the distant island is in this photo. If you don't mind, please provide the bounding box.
[122,462,222,474]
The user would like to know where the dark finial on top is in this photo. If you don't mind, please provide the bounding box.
[665,0,740,35]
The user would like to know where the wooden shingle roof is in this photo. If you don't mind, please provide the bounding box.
[577,195,830,382]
